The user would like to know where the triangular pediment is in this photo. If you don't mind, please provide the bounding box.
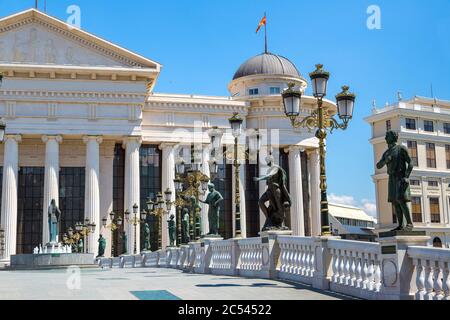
[0,9,160,70]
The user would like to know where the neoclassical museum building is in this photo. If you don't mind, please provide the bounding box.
[0,9,337,260]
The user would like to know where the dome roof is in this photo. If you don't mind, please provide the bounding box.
[232,52,301,80]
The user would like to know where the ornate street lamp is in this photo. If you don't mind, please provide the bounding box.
[229,113,244,238]
[282,64,356,236]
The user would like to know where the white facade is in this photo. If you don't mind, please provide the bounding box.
[0,9,337,260]
[366,96,450,248]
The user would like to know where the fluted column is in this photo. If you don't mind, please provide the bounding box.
[1,135,21,260]
[160,143,176,248]
[288,146,305,236]
[123,137,141,254]
[42,135,62,245]
[201,145,210,236]
[83,136,102,256]
[232,163,247,238]
[309,149,321,236]
[258,152,270,231]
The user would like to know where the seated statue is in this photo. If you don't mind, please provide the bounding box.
[254,165,292,231]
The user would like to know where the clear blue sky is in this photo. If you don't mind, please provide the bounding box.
[2,0,450,212]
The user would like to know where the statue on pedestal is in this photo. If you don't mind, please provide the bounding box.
[143,223,151,251]
[254,165,292,231]
[377,131,414,231]
[168,214,176,247]
[122,232,127,254]
[182,208,190,244]
[48,199,61,244]
[97,235,106,258]
[78,238,83,253]
[200,183,224,236]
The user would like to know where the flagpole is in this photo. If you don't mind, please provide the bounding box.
[264,12,268,53]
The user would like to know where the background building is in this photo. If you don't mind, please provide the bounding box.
[328,203,376,242]
[366,96,450,248]
[0,9,338,260]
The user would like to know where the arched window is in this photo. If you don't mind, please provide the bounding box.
[433,237,443,248]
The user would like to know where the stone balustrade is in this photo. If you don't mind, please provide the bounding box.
[277,236,315,285]
[236,238,264,277]
[408,246,450,300]
[99,233,450,300]
[328,239,382,300]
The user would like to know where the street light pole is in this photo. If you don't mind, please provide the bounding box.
[282,64,356,236]
[229,113,244,238]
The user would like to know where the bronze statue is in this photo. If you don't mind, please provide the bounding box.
[48,199,61,244]
[97,235,106,257]
[168,214,176,247]
[200,183,224,236]
[254,165,292,231]
[377,131,414,231]
[182,208,190,244]
[143,222,151,251]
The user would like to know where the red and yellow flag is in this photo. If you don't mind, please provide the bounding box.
[256,15,266,33]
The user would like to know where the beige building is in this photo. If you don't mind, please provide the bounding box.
[366,96,450,248]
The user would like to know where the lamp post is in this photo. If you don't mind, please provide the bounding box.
[228,113,244,238]
[282,64,356,236]
[174,154,210,241]
[75,220,96,253]
[124,203,141,255]
[102,211,123,256]
[147,192,174,250]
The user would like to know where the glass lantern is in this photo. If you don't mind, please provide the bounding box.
[309,64,330,98]
[336,85,356,122]
[229,113,243,138]
[282,83,302,119]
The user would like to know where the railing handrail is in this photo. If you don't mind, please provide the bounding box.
[408,246,450,260]
[277,235,314,245]
[237,237,261,245]
[328,239,379,254]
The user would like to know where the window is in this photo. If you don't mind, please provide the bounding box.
[405,118,416,130]
[410,179,420,186]
[444,123,450,134]
[428,181,439,187]
[433,237,443,248]
[386,120,391,131]
[407,141,418,167]
[269,87,281,95]
[424,120,434,132]
[140,145,162,251]
[411,197,422,223]
[446,145,450,169]
[249,88,259,96]
[426,143,436,168]
[430,197,441,223]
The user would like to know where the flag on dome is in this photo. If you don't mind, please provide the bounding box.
[256,14,267,33]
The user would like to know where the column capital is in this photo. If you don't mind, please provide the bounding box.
[42,135,63,144]
[306,148,320,157]
[83,135,103,145]
[158,142,177,151]
[285,145,305,154]
[4,134,22,143]
[122,136,142,148]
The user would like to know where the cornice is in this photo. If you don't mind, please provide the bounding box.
[0,89,146,103]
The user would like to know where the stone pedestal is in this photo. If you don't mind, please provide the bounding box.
[312,236,341,290]
[260,230,292,279]
[10,253,95,270]
[194,237,224,274]
[378,234,430,300]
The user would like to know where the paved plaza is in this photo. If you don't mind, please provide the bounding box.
[0,267,349,300]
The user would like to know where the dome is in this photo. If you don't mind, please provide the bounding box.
[232,52,301,80]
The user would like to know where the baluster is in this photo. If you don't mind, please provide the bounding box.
[362,253,369,290]
[350,251,357,287]
[339,250,346,285]
[374,257,381,292]
[309,245,315,277]
[291,243,299,275]
[355,253,363,289]
[344,251,352,286]
[284,242,291,274]
[332,249,339,283]
[298,245,304,276]
[434,261,444,300]
[443,262,450,301]
[425,260,435,300]
[367,255,375,291]
[279,242,286,273]
[414,258,426,300]
[303,245,310,277]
